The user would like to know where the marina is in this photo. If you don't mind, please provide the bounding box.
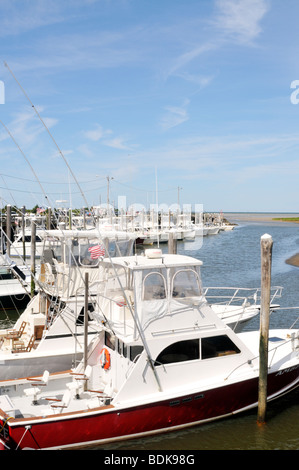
[0,0,298,454]
[0,212,298,449]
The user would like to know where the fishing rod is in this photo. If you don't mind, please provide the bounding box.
[0,118,53,210]
[4,61,90,211]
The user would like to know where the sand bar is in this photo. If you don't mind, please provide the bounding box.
[224,212,299,223]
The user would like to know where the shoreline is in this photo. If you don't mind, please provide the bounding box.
[223,212,299,268]
[286,254,299,267]
[224,212,299,223]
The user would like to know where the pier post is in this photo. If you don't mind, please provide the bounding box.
[84,272,89,391]
[257,233,273,424]
[47,207,51,230]
[30,220,36,297]
[6,204,11,256]
[168,232,177,254]
[21,206,26,261]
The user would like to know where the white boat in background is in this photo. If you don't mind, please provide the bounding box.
[204,286,282,332]
[0,248,297,450]
[205,225,220,235]
[219,224,235,231]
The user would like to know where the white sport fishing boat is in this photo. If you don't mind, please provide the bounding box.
[0,228,136,380]
[0,225,270,382]
[0,248,297,450]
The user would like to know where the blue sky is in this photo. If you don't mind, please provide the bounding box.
[0,0,299,213]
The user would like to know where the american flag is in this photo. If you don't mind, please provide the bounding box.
[88,244,105,259]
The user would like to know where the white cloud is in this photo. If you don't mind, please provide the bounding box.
[83,124,112,142]
[83,124,132,150]
[213,0,269,44]
[103,137,131,150]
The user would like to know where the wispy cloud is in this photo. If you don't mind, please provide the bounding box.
[165,42,218,81]
[160,99,190,130]
[165,0,269,83]
[212,0,269,44]
[83,124,112,141]
[103,137,132,150]
[0,0,65,37]
[83,123,133,151]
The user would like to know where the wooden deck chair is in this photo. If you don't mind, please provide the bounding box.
[7,321,27,339]
[12,335,36,353]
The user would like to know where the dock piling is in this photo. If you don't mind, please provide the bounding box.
[257,233,273,424]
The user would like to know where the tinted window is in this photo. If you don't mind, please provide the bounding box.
[130,345,143,361]
[155,339,199,365]
[105,331,116,351]
[201,335,240,359]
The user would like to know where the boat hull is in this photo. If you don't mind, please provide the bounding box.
[2,364,299,450]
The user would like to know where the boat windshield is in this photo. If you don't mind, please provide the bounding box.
[172,268,202,298]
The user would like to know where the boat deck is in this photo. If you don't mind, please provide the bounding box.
[0,371,113,421]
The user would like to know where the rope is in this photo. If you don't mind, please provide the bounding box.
[15,425,31,450]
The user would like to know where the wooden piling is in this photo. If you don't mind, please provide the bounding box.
[168,232,177,254]
[21,206,26,261]
[257,233,273,424]
[6,204,11,256]
[30,220,36,298]
[47,207,51,230]
[84,272,89,391]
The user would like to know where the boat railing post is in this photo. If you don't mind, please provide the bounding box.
[257,234,273,425]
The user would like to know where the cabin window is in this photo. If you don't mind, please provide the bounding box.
[0,269,14,281]
[201,335,240,359]
[130,345,144,361]
[172,269,201,298]
[155,339,199,366]
[117,339,124,356]
[143,272,166,300]
[105,331,116,351]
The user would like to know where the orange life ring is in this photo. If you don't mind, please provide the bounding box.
[100,347,111,370]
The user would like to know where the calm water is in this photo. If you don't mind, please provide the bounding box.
[3,216,299,451]
[104,216,299,451]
